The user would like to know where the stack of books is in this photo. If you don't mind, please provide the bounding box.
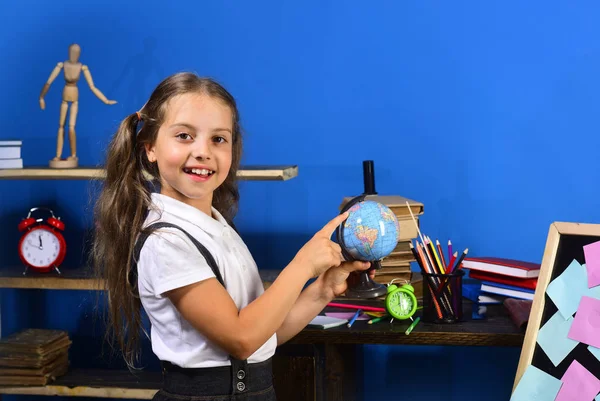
[0,139,23,169]
[461,257,540,303]
[339,194,424,285]
[0,329,71,386]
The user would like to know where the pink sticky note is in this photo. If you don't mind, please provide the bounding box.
[555,360,600,401]
[584,240,600,288]
[568,296,600,349]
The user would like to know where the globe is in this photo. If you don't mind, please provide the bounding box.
[339,200,399,262]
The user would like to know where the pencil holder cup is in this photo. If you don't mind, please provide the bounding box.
[421,269,465,323]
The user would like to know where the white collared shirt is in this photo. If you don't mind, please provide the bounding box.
[136,193,277,368]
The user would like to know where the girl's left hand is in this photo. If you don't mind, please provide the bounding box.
[317,261,374,299]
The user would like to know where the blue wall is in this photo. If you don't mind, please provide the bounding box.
[1,1,599,400]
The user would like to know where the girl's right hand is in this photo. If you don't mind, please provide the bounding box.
[291,212,349,278]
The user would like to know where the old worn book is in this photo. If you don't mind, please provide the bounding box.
[0,354,68,376]
[0,329,70,355]
[381,251,415,266]
[0,329,71,386]
[339,195,424,217]
[0,344,70,368]
[0,361,69,386]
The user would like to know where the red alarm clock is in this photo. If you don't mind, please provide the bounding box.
[18,207,66,275]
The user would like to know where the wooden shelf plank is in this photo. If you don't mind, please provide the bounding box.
[0,267,103,290]
[0,368,161,399]
[0,267,281,291]
[0,165,298,181]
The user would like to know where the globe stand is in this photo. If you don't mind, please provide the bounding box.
[344,261,388,299]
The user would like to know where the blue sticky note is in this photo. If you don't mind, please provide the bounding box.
[510,365,562,401]
[590,275,600,300]
[536,311,578,366]
[596,393,600,401]
[547,260,590,319]
[589,345,600,362]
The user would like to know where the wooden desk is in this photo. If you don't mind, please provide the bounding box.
[274,301,524,401]
[0,269,524,401]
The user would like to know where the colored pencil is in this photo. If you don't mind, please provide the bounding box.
[418,243,452,318]
[347,309,362,328]
[327,303,386,312]
[447,252,458,273]
[368,315,390,324]
[453,248,469,271]
[410,242,428,274]
[448,240,453,262]
[427,237,445,274]
[436,240,447,270]
[406,201,427,247]
[365,311,386,318]
[405,317,421,335]
[412,242,443,319]
[422,240,438,274]
[404,201,457,319]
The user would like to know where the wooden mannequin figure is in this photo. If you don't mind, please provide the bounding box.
[39,43,117,168]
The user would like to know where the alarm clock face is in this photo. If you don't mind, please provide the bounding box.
[387,290,417,319]
[20,227,62,268]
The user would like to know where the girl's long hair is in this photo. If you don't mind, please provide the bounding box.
[92,72,243,368]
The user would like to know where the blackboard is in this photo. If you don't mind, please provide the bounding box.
[512,222,600,400]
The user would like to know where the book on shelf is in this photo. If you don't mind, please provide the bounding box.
[372,271,411,285]
[478,293,505,304]
[461,256,541,278]
[339,194,424,217]
[0,146,21,159]
[480,281,534,301]
[0,158,23,169]
[380,250,415,266]
[0,328,71,385]
[0,140,23,169]
[392,241,411,253]
[0,140,22,147]
[463,283,505,304]
[469,270,537,290]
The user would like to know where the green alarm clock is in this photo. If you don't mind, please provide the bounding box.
[385,282,418,320]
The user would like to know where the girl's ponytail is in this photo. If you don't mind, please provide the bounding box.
[93,112,151,368]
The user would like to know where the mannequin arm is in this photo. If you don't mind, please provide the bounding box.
[39,62,62,109]
[82,65,117,104]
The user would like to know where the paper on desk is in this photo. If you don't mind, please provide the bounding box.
[588,345,600,363]
[546,260,600,320]
[555,359,600,401]
[510,364,562,401]
[536,311,578,367]
[325,312,370,320]
[584,240,600,289]
[567,296,600,349]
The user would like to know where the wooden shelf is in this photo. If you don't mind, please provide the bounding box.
[0,266,281,291]
[0,368,161,399]
[0,165,298,181]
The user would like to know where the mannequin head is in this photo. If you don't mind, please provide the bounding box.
[68,44,81,63]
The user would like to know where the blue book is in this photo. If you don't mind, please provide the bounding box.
[480,280,534,300]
